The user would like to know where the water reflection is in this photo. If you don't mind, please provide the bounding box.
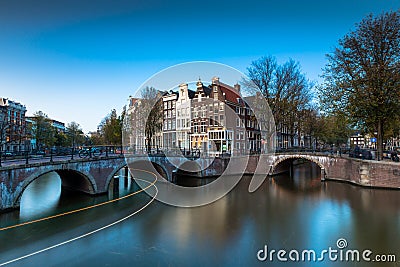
[20,172,61,220]
[0,169,135,228]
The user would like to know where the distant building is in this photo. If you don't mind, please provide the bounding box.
[349,133,365,148]
[0,98,27,152]
[127,97,146,151]
[51,119,66,132]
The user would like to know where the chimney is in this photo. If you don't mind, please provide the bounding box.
[212,76,220,84]
[234,83,241,92]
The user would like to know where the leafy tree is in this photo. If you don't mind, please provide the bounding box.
[98,109,123,145]
[89,131,104,145]
[319,10,400,160]
[54,130,68,147]
[66,121,84,148]
[29,111,55,150]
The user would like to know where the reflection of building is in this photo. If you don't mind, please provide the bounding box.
[0,98,27,152]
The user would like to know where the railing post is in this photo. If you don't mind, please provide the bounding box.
[25,151,29,165]
[120,145,123,155]
[106,146,108,157]
[89,146,92,158]
[50,148,53,163]
[0,151,2,167]
[71,146,74,160]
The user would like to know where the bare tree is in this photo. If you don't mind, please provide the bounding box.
[141,86,163,152]
[245,56,314,147]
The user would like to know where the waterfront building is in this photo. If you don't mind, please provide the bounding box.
[175,83,195,151]
[190,77,259,156]
[0,98,27,152]
[127,97,146,152]
[162,91,178,149]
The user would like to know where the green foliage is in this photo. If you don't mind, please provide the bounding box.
[66,121,84,147]
[29,111,55,149]
[98,109,123,145]
[318,10,400,159]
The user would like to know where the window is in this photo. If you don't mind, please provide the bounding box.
[172,120,176,130]
[214,86,218,92]
[236,106,240,114]
[164,102,168,109]
[172,101,175,109]
[214,115,218,126]
[177,120,180,128]
[201,121,206,133]
[219,103,224,111]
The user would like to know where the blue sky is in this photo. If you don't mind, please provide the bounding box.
[0,0,398,132]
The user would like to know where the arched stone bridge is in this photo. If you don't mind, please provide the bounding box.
[1,152,399,211]
[0,155,188,211]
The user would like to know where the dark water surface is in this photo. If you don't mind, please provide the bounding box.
[0,163,399,266]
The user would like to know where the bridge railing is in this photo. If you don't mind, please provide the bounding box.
[0,145,126,167]
[0,145,349,167]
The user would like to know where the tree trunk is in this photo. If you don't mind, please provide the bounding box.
[377,119,384,161]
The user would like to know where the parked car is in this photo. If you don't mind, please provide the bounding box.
[349,147,372,160]
[3,151,13,157]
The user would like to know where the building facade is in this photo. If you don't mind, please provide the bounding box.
[162,92,178,149]
[175,83,194,151]
[0,98,27,152]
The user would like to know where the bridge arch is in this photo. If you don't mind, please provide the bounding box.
[270,155,326,179]
[13,167,97,207]
[105,157,171,191]
[104,161,129,192]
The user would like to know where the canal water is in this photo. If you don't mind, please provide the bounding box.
[0,162,399,266]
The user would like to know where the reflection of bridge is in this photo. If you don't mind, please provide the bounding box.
[1,152,399,211]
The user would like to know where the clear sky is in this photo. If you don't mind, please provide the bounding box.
[0,0,398,132]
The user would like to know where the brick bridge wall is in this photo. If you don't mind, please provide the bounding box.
[2,153,400,211]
